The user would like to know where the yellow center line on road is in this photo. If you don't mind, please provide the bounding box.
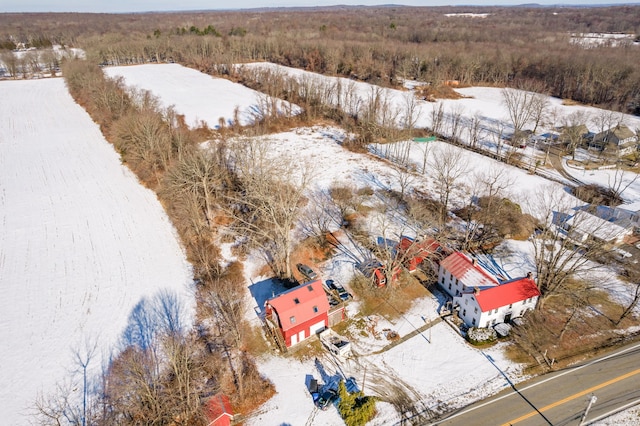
[501,368,640,426]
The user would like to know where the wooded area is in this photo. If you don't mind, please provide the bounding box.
[2,6,640,114]
[4,5,640,424]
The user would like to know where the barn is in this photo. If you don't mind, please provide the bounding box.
[265,280,330,347]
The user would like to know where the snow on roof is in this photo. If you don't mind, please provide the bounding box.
[266,280,329,332]
[440,252,499,289]
[475,277,541,312]
[569,210,632,242]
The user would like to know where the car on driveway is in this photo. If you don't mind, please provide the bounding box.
[296,263,318,281]
[314,388,338,411]
[326,279,349,301]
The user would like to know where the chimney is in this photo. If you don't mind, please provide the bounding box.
[527,272,533,279]
[473,286,480,295]
[471,258,477,266]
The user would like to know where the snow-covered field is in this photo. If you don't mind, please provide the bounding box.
[0,78,193,425]
[104,63,300,129]
[5,61,639,425]
[101,62,640,424]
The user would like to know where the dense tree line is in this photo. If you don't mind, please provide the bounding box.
[2,6,640,113]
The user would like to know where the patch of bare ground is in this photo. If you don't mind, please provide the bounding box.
[351,272,429,320]
[414,84,464,101]
[507,283,640,373]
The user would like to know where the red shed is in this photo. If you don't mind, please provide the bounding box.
[204,393,234,426]
[265,280,330,347]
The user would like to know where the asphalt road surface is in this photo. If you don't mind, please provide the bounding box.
[432,341,640,426]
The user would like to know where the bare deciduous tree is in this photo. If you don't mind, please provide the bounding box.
[432,144,468,224]
[529,185,610,307]
[429,102,445,136]
[227,139,312,280]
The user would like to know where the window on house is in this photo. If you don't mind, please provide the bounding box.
[290,316,296,324]
[485,321,490,327]
[474,307,478,313]
[472,318,476,325]
[294,298,300,304]
[465,299,468,305]
[441,277,445,284]
[508,303,513,309]
[448,283,452,290]
[492,319,496,325]
[313,305,318,313]
[463,309,466,316]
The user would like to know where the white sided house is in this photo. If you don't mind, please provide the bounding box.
[453,277,540,328]
[439,252,540,328]
[438,252,499,298]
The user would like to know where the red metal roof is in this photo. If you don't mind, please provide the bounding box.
[440,252,498,288]
[204,393,233,426]
[399,236,443,259]
[266,280,330,332]
[475,277,541,312]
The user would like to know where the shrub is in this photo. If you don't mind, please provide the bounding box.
[467,327,497,345]
[337,380,377,426]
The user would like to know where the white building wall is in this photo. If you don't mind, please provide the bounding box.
[438,264,466,298]
[456,293,539,328]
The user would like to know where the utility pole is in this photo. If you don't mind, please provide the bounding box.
[579,394,597,425]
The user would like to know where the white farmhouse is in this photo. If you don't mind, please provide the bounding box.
[439,252,541,328]
[453,276,541,328]
[438,251,499,298]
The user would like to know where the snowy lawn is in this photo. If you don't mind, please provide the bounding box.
[0,78,193,425]
[104,63,300,129]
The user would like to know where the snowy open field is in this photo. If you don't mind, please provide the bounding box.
[104,63,300,129]
[5,62,638,424]
[0,78,193,425]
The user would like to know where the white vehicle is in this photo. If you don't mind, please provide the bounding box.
[319,329,352,358]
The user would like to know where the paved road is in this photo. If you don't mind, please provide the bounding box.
[431,342,640,426]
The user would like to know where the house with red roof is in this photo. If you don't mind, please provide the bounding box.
[265,280,330,347]
[204,393,234,426]
[438,252,499,298]
[453,276,540,328]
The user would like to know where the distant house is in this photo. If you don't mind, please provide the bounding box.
[589,125,638,157]
[204,393,234,426]
[453,275,540,328]
[565,210,633,246]
[265,280,330,347]
[597,203,640,231]
[559,124,593,147]
[438,252,499,299]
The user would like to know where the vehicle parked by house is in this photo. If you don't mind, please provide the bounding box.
[296,263,318,281]
[326,279,349,301]
[319,328,352,358]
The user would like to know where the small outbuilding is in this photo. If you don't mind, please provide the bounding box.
[265,280,330,347]
[204,393,234,426]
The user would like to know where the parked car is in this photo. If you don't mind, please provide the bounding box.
[296,263,318,280]
[314,388,338,411]
[326,279,349,301]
